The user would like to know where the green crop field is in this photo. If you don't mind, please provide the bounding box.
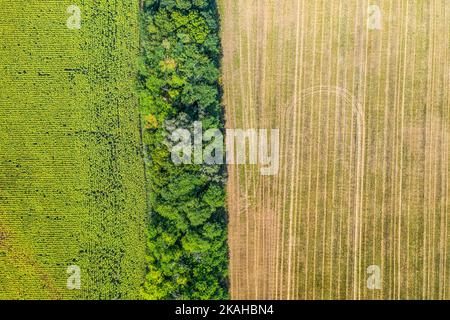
[0,0,146,299]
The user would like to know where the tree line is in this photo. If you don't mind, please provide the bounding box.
[139,0,228,299]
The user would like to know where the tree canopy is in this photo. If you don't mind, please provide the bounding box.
[140,0,228,300]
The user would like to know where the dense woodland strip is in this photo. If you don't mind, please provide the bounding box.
[0,1,146,299]
[139,0,228,299]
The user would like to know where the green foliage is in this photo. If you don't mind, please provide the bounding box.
[140,0,228,300]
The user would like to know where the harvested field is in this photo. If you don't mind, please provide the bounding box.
[219,0,450,299]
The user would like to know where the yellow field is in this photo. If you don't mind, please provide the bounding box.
[220,0,449,299]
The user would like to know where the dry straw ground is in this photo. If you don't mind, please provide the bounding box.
[219,0,449,299]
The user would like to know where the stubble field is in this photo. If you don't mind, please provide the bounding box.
[219,0,449,299]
